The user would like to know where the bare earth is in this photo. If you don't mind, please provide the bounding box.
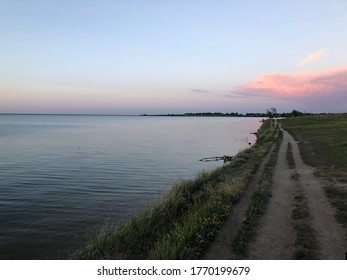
[205,127,346,260]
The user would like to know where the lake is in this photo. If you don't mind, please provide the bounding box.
[0,115,262,259]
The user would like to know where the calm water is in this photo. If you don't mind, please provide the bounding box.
[0,115,261,259]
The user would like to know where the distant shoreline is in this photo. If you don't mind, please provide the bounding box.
[0,112,266,117]
[141,112,269,117]
[2,112,342,118]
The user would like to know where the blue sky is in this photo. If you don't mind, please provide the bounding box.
[1,0,347,114]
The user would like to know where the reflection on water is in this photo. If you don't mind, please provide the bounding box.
[0,115,261,259]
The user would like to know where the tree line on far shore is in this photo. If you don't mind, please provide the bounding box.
[142,109,309,118]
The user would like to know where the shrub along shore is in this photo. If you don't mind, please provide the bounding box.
[72,119,277,259]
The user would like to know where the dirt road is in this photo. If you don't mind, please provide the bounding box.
[204,144,275,259]
[205,127,346,259]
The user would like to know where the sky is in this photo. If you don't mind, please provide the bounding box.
[1,0,347,114]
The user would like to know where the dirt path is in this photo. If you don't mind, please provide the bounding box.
[204,144,276,259]
[287,130,346,259]
[249,128,346,259]
[205,126,346,259]
[248,129,296,259]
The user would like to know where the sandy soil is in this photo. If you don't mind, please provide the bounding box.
[205,127,346,260]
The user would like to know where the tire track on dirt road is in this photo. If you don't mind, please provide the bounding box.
[204,144,276,260]
[247,129,296,259]
[288,130,346,259]
[249,128,346,259]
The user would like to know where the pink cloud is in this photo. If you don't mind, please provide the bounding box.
[232,67,347,99]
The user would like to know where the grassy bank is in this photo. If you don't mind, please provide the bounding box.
[73,119,277,259]
[280,114,347,228]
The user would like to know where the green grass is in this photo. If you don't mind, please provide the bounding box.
[72,119,277,259]
[293,222,319,260]
[292,190,320,260]
[286,142,295,169]
[281,114,347,180]
[280,114,347,229]
[149,195,233,259]
[325,186,347,225]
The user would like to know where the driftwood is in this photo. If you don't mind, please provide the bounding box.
[200,130,257,163]
[199,155,233,163]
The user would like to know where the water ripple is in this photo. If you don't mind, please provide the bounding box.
[0,115,261,259]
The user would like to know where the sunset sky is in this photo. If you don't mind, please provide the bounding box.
[1,0,347,114]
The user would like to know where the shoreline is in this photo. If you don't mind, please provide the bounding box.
[73,114,347,260]
[73,119,276,259]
